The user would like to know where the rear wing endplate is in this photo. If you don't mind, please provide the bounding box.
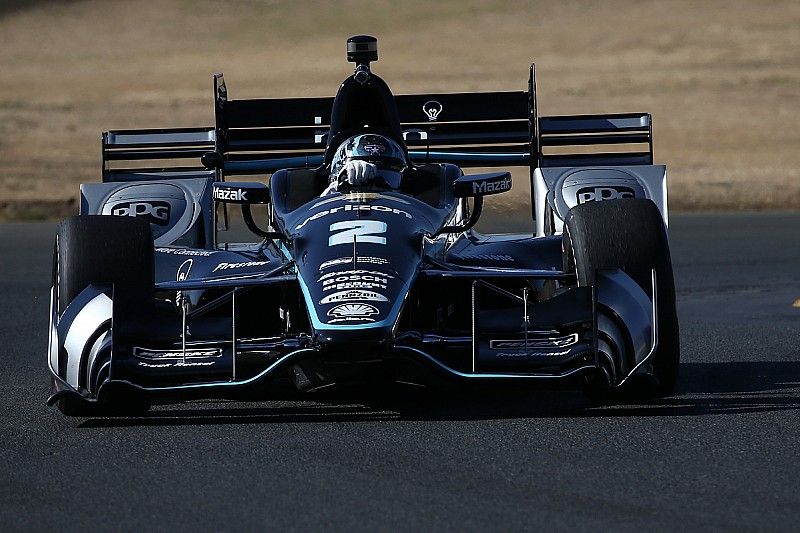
[102,128,216,182]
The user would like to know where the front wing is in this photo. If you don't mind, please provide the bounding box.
[48,266,657,408]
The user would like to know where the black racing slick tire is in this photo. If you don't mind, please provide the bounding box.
[51,215,155,416]
[54,215,154,316]
[562,199,680,400]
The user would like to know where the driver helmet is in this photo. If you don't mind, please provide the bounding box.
[330,134,407,186]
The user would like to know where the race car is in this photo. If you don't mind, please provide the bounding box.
[47,35,679,416]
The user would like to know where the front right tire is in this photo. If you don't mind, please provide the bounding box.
[562,199,680,400]
[51,215,155,416]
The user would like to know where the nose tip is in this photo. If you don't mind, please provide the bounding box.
[315,326,395,351]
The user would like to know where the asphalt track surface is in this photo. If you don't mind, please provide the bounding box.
[1,214,799,531]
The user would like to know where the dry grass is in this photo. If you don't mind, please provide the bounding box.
[1,0,799,219]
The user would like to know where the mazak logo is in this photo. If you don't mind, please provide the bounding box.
[576,186,635,204]
[472,176,511,195]
[111,201,170,226]
[213,188,248,202]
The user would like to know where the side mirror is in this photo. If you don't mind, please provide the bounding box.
[453,171,512,198]
[212,182,280,239]
[212,182,270,204]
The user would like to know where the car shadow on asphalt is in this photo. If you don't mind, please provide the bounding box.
[78,361,800,427]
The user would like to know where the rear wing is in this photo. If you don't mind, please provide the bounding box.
[212,74,535,174]
[538,113,653,168]
[101,65,654,180]
[102,128,216,182]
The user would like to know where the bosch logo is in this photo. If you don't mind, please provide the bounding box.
[111,201,170,226]
[576,186,635,204]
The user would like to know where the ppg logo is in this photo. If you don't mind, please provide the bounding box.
[111,201,170,226]
[576,186,635,204]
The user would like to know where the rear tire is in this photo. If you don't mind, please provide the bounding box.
[562,199,679,400]
[52,215,154,416]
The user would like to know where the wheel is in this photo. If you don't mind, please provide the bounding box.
[54,215,154,316]
[562,199,680,400]
[52,215,155,415]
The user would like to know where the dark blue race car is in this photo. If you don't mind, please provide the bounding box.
[48,36,678,416]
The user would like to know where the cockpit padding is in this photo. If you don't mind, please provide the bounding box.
[270,168,327,217]
[401,164,461,208]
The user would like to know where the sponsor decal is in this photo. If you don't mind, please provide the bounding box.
[329,220,387,246]
[319,290,388,305]
[489,334,578,350]
[155,247,216,257]
[576,186,635,204]
[319,269,395,282]
[111,201,170,226]
[494,349,571,358]
[322,274,390,286]
[319,256,390,270]
[138,360,217,368]
[176,259,193,281]
[311,192,411,209]
[466,254,515,262]
[323,281,388,292]
[363,143,386,155]
[134,347,222,360]
[472,176,511,195]
[319,271,393,291]
[212,261,270,273]
[202,273,265,283]
[213,187,248,202]
[343,192,410,204]
[423,100,443,121]
[317,270,394,283]
[295,204,411,230]
[327,303,379,323]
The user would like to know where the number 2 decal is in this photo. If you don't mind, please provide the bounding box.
[328,220,387,246]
